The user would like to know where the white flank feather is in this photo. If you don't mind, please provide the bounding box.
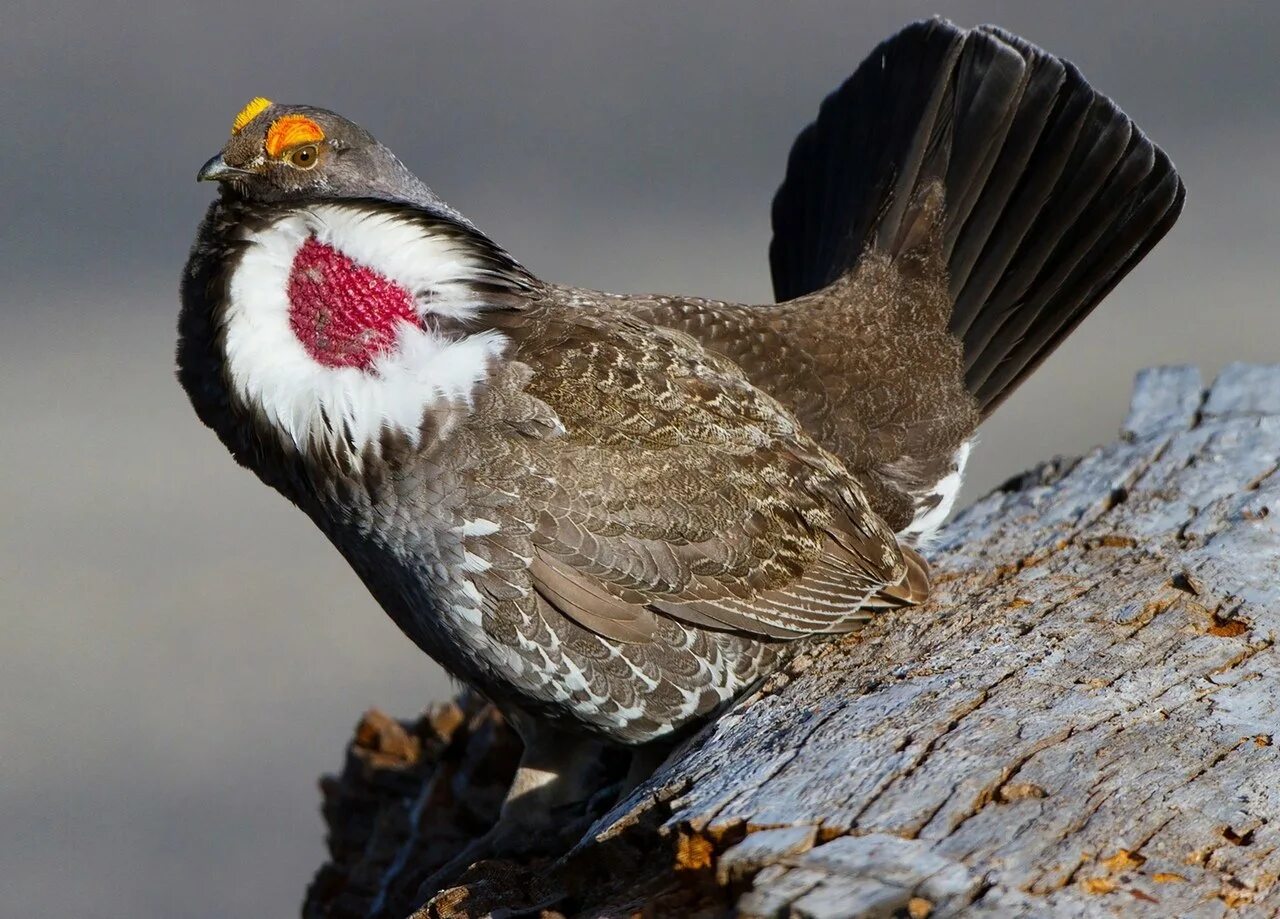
[901,440,972,544]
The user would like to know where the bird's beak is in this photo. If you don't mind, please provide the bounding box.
[197,154,254,183]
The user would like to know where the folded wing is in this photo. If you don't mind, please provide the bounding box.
[473,310,911,642]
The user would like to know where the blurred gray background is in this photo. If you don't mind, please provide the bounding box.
[2,1,1275,916]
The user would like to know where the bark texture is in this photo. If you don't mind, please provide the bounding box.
[305,364,1280,919]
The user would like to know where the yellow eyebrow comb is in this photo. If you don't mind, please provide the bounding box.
[231,97,272,135]
[264,114,325,157]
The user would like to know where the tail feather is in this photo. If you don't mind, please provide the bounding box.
[769,19,1185,418]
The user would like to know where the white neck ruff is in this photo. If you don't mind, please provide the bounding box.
[220,202,509,457]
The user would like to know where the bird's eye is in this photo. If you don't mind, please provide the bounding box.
[288,144,319,169]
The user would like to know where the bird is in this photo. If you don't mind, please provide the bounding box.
[178,18,1183,887]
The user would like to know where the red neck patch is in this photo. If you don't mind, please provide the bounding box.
[286,237,420,370]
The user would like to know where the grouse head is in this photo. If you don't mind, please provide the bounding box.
[197,97,438,206]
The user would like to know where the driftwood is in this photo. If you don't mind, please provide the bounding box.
[305,364,1280,919]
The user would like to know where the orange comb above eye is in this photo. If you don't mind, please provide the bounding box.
[231,97,272,135]
[265,115,325,157]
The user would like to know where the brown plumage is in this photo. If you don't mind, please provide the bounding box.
[482,304,906,639]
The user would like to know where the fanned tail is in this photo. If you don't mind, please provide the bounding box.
[769,18,1185,417]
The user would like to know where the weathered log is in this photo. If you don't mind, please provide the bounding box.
[305,364,1280,918]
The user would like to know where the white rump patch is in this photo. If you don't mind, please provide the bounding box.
[221,203,508,455]
[901,440,972,545]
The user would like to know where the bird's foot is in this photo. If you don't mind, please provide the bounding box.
[414,801,598,902]
[414,719,613,905]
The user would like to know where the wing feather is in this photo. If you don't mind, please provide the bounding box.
[472,308,918,643]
